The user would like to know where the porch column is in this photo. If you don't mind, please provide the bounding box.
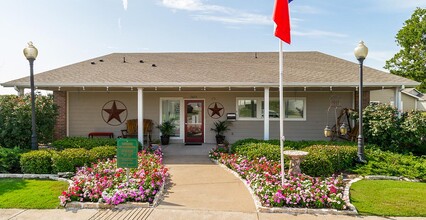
[138,88,144,144]
[264,87,270,140]
[395,86,402,116]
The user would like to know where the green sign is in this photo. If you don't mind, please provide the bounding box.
[117,139,138,168]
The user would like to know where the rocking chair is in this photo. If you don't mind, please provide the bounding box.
[121,119,153,144]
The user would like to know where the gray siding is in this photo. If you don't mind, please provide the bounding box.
[68,91,354,143]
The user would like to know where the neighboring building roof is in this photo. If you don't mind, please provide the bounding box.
[1,52,420,90]
[402,88,425,101]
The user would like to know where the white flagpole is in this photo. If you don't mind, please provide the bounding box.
[279,40,285,186]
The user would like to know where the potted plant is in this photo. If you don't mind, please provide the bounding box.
[211,120,231,144]
[156,119,176,145]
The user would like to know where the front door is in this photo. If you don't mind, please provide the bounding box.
[185,100,204,144]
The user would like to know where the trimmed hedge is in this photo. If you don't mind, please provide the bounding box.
[301,145,357,177]
[230,138,355,153]
[230,139,358,177]
[20,146,117,174]
[89,146,117,162]
[20,150,58,174]
[52,148,91,173]
[0,147,24,173]
[52,137,117,150]
[52,146,117,173]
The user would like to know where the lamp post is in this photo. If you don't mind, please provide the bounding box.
[23,42,39,150]
[354,41,368,163]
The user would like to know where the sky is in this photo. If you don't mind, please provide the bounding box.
[1,0,426,94]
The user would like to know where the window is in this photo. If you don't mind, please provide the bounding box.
[285,98,305,119]
[161,99,181,137]
[237,97,306,120]
[237,99,258,118]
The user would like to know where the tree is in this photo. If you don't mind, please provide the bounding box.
[0,94,58,149]
[385,8,426,92]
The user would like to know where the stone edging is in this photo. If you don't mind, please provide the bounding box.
[0,173,70,183]
[65,180,166,210]
[211,159,358,216]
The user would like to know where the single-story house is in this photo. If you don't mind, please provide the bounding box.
[370,88,426,112]
[1,52,420,144]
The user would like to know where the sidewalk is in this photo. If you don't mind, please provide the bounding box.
[3,208,426,220]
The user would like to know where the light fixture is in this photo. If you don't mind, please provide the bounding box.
[340,123,348,135]
[354,41,368,163]
[23,41,39,150]
[324,125,332,137]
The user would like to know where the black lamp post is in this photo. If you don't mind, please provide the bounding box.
[23,42,39,150]
[354,41,368,163]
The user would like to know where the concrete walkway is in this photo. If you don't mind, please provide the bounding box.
[157,143,256,212]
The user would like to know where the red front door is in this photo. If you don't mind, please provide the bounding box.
[184,100,204,144]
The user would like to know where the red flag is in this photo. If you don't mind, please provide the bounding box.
[273,0,291,44]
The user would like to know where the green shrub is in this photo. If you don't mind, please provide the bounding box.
[363,104,426,154]
[351,148,426,181]
[52,137,117,150]
[20,150,57,174]
[233,142,282,161]
[52,148,91,173]
[89,146,116,162]
[399,111,426,155]
[0,147,24,173]
[0,94,58,149]
[301,145,357,177]
[230,139,357,177]
[230,138,355,153]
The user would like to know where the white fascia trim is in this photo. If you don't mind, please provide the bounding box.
[3,82,421,88]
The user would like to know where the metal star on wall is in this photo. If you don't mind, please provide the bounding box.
[208,102,224,119]
[103,100,126,123]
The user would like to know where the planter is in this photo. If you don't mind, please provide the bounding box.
[215,135,225,144]
[160,136,170,145]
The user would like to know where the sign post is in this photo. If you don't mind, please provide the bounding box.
[117,138,139,184]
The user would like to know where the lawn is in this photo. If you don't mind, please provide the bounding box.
[0,178,69,209]
[350,180,426,217]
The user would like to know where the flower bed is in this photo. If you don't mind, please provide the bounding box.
[210,149,347,210]
[59,149,168,206]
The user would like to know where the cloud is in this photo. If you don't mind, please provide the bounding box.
[160,0,269,25]
[161,0,229,12]
[372,0,426,11]
[293,30,347,38]
[118,18,122,31]
[291,5,323,14]
[122,0,128,10]
[192,13,270,25]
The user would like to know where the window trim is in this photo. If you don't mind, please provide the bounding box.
[236,97,307,121]
[159,97,184,139]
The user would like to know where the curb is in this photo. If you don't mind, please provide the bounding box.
[0,173,70,183]
[211,158,358,215]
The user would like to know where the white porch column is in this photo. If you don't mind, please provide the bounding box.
[264,87,270,140]
[395,86,402,116]
[138,88,144,144]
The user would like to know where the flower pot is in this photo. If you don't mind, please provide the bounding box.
[215,135,225,144]
[160,136,170,145]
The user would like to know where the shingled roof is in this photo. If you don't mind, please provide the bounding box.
[1,52,419,90]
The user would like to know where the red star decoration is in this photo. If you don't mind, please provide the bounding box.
[209,102,224,118]
[103,101,126,123]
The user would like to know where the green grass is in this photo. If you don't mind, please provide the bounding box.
[350,180,426,217]
[0,178,69,209]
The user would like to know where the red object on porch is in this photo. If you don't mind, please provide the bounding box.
[88,132,114,138]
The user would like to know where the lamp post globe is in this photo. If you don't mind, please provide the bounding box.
[23,41,38,150]
[354,41,368,163]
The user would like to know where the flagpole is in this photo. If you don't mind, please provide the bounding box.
[279,39,285,186]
